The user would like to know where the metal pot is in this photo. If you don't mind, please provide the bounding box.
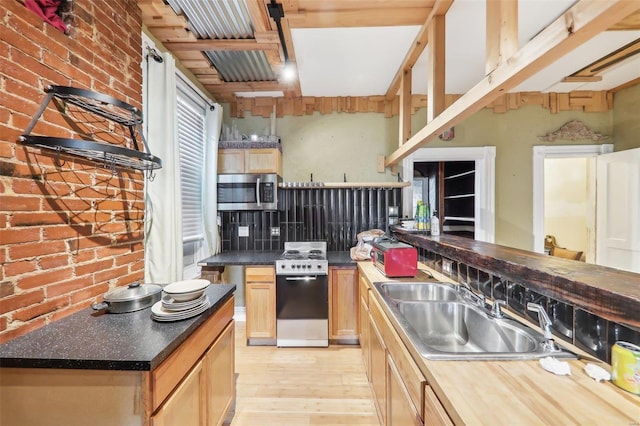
[92,283,162,313]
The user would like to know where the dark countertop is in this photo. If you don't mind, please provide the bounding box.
[0,284,236,371]
[199,250,356,267]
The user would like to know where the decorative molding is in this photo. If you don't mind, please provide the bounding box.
[538,120,609,142]
[227,91,614,118]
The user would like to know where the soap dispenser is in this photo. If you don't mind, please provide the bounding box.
[431,210,440,236]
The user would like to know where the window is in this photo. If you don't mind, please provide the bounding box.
[176,78,206,278]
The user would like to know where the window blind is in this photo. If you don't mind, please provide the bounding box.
[176,81,206,243]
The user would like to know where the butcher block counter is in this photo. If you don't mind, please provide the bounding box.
[358,261,639,425]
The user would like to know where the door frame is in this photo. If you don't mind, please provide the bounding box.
[403,146,496,243]
[532,144,613,254]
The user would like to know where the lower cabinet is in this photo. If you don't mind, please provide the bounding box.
[424,385,453,426]
[360,295,371,377]
[387,356,423,426]
[245,266,276,344]
[329,266,359,343]
[0,296,236,426]
[151,360,206,426]
[370,315,387,425]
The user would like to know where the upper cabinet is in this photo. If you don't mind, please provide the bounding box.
[218,148,282,176]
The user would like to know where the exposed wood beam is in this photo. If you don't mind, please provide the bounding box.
[610,76,640,93]
[245,0,270,32]
[399,70,412,146]
[286,8,430,28]
[385,0,453,101]
[385,0,639,167]
[205,81,293,93]
[485,0,518,74]
[427,14,446,122]
[566,37,640,78]
[164,39,279,51]
[609,8,640,30]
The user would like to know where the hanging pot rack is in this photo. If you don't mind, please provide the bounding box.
[19,85,162,174]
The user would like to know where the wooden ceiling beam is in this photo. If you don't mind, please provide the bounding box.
[427,14,446,123]
[485,0,519,75]
[385,0,453,101]
[286,8,431,28]
[204,81,292,93]
[385,0,640,167]
[399,69,412,146]
[609,9,640,30]
[164,39,279,51]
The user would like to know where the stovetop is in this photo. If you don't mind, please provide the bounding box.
[276,241,328,275]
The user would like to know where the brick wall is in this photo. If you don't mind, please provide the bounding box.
[0,0,145,342]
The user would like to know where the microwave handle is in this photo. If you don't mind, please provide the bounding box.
[256,177,261,206]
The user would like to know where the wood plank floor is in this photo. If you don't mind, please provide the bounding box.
[230,321,379,426]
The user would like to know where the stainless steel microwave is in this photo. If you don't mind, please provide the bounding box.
[217,174,281,211]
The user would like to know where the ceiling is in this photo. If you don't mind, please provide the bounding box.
[141,0,640,102]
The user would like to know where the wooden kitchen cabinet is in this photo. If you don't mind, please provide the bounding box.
[0,296,235,426]
[205,322,235,426]
[424,385,453,425]
[370,316,387,425]
[328,266,359,344]
[387,356,423,426]
[245,266,276,344]
[151,360,206,426]
[218,148,282,175]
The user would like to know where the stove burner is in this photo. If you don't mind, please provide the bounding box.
[309,249,322,255]
[286,250,300,254]
[283,251,303,260]
[308,254,324,260]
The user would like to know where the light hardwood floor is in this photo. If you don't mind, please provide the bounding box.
[230,321,379,426]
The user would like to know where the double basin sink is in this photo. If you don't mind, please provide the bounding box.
[374,281,577,360]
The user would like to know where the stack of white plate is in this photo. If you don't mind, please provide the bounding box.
[151,279,210,322]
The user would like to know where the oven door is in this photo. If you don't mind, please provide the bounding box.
[276,274,328,347]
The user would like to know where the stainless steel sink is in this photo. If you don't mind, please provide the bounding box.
[374,282,577,361]
[378,282,460,302]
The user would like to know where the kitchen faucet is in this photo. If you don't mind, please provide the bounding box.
[527,303,561,352]
[458,281,485,307]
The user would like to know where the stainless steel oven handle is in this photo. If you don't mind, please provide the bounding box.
[256,177,261,206]
[284,276,319,281]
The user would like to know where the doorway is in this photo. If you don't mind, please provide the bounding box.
[543,157,595,262]
[404,146,496,243]
[532,144,613,255]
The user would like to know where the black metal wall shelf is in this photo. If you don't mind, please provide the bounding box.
[19,85,162,173]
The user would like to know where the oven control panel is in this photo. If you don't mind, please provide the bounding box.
[276,261,328,275]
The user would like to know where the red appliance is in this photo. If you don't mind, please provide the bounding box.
[371,239,418,278]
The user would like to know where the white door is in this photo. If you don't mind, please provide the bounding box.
[596,148,640,273]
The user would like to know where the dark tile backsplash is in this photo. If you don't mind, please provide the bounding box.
[220,187,402,252]
[410,244,640,363]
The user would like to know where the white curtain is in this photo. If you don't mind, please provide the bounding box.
[203,103,223,256]
[143,36,183,283]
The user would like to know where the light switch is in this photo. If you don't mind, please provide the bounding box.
[239,226,249,237]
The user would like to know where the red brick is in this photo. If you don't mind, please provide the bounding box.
[3,260,38,277]
[95,265,129,284]
[0,317,47,343]
[42,169,94,186]
[0,195,41,211]
[5,0,48,28]
[43,224,93,240]
[41,197,91,212]
[1,28,42,62]
[0,316,7,332]
[0,140,14,158]
[74,211,112,224]
[13,297,69,322]
[9,240,67,260]
[6,14,68,60]
[4,75,42,105]
[72,248,96,263]
[17,267,73,290]
[118,270,145,286]
[2,57,41,89]
[10,49,65,89]
[114,251,143,267]
[0,289,45,315]
[11,212,69,227]
[0,227,41,245]
[70,282,109,304]
[75,258,113,277]
[39,254,69,270]
[46,276,93,298]
[0,282,15,298]
[49,301,92,323]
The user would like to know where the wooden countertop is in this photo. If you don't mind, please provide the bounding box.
[358,261,640,425]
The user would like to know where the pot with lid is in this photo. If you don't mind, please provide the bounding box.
[92,283,162,313]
